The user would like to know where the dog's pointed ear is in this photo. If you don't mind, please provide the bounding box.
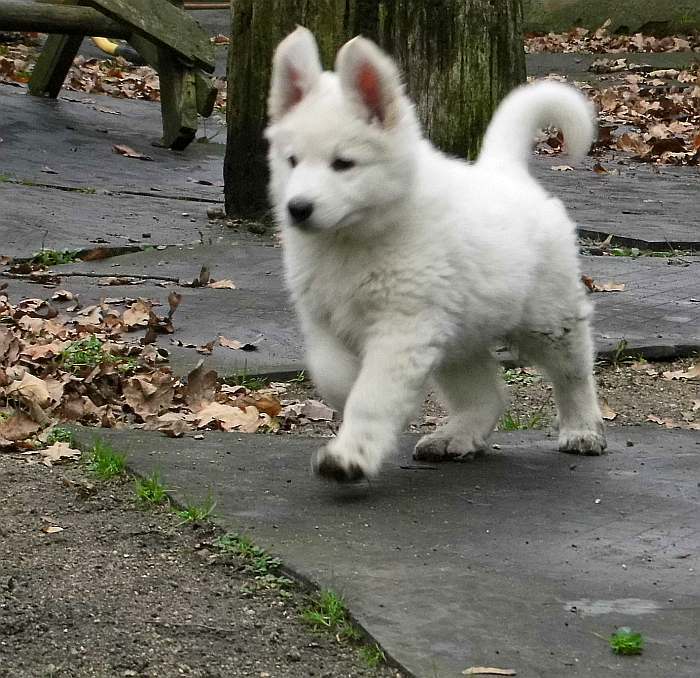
[268,27,322,122]
[335,36,402,128]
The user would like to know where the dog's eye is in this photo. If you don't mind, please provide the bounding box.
[331,157,355,172]
[288,155,298,168]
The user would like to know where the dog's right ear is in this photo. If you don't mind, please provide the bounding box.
[268,27,322,122]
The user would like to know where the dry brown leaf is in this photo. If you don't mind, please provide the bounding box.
[5,372,51,408]
[463,668,516,676]
[218,335,243,350]
[0,413,41,442]
[41,525,65,534]
[301,400,335,422]
[112,144,153,161]
[600,400,617,421]
[41,442,81,466]
[182,361,218,411]
[592,281,625,292]
[207,279,236,290]
[143,412,191,438]
[194,403,261,432]
[592,162,609,174]
[122,300,152,329]
[243,394,282,418]
[662,363,700,381]
[196,340,215,355]
[123,371,175,417]
[646,415,680,428]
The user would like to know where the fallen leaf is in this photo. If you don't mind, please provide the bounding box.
[196,340,215,355]
[692,400,700,412]
[41,525,65,534]
[112,144,153,161]
[662,363,700,380]
[581,274,595,292]
[592,281,625,292]
[551,165,574,171]
[123,371,175,417]
[182,360,218,410]
[218,335,243,350]
[600,400,617,421]
[122,300,151,329]
[645,415,680,428]
[301,399,335,422]
[194,403,262,432]
[41,442,81,465]
[463,668,516,676]
[592,162,609,174]
[0,413,41,442]
[5,372,51,408]
[207,279,236,289]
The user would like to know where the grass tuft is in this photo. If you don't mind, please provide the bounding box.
[175,495,217,523]
[222,372,269,391]
[45,427,76,447]
[302,589,361,640]
[609,627,644,655]
[60,335,136,374]
[30,249,80,266]
[85,439,127,480]
[359,643,386,668]
[499,410,543,431]
[134,472,168,506]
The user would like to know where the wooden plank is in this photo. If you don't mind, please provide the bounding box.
[130,33,199,149]
[0,1,128,37]
[86,0,215,72]
[28,33,84,98]
[194,71,217,118]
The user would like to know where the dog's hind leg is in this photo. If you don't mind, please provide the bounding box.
[514,318,606,455]
[413,353,505,462]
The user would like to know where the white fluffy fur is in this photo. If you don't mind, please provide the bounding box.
[266,28,606,481]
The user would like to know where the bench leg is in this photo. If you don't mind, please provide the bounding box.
[29,34,83,98]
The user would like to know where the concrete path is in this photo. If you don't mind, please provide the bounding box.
[83,427,700,678]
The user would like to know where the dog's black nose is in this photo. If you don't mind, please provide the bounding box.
[287,198,314,224]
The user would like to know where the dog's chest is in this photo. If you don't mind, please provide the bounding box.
[286,239,408,339]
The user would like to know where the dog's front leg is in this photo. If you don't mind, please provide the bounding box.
[313,328,441,482]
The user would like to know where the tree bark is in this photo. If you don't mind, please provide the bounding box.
[225,0,525,218]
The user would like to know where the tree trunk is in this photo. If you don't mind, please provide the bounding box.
[224,0,525,218]
[378,1,526,160]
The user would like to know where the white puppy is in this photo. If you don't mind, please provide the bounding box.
[265,28,606,482]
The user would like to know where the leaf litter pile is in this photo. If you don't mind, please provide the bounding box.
[0,283,335,461]
[527,21,700,166]
[0,34,226,109]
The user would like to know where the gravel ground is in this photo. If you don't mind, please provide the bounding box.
[0,458,403,678]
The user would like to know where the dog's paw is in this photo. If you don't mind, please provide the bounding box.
[559,430,607,456]
[312,442,374,483]
[413,432,486,463]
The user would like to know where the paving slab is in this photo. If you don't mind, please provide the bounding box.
[0,182,232,258]
[2,249,698,376]
[531,158,700,248]
[584,255,700,356]
[82,426,700,678]
[1,241,303,377]
[0,86,224,200]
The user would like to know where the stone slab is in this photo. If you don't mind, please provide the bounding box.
[531,158,700,248]
[0,182,232,258]
[84,426,700,678]
[583,255,700,356]
[2,248,698,377]
[1,241,303,377]
[0,86,224,200]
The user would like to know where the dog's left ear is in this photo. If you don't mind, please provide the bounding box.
[335,36,402,129]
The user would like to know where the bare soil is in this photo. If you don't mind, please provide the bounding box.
[0,458,402,678]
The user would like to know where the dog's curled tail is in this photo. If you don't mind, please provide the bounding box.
[478,81,595,170]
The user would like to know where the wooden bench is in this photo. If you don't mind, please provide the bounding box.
[0,0,218,150]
